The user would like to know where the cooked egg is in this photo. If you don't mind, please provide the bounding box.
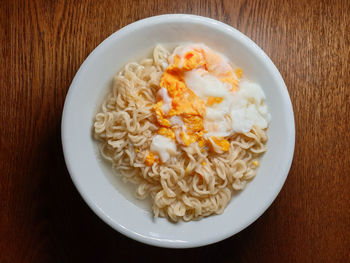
[150,135,177,163]
[252,161,259,167]
[157,87,172,114]
[149,43,270,163]
[145,152,156,166]
[229,81,271,133]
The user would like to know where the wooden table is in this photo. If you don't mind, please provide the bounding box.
[1,0,349,262]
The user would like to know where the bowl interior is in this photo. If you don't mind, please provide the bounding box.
[62,15,294,248]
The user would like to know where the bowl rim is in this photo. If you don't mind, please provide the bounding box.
[61,14,295,248]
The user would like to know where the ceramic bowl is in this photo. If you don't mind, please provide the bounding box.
[61,14,295,248]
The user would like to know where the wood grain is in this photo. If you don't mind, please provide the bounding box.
[1,0,349,262]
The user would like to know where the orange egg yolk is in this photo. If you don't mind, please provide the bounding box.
[206,97,223,106]
[153,51,206,146]
[211,136,230,152]
[148,47,242,165]
[145,153,155,166]
[145,152,159,166]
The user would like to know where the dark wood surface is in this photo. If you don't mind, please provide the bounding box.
[1,0,349,262]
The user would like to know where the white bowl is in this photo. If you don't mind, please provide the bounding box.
[61,14,295,248]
